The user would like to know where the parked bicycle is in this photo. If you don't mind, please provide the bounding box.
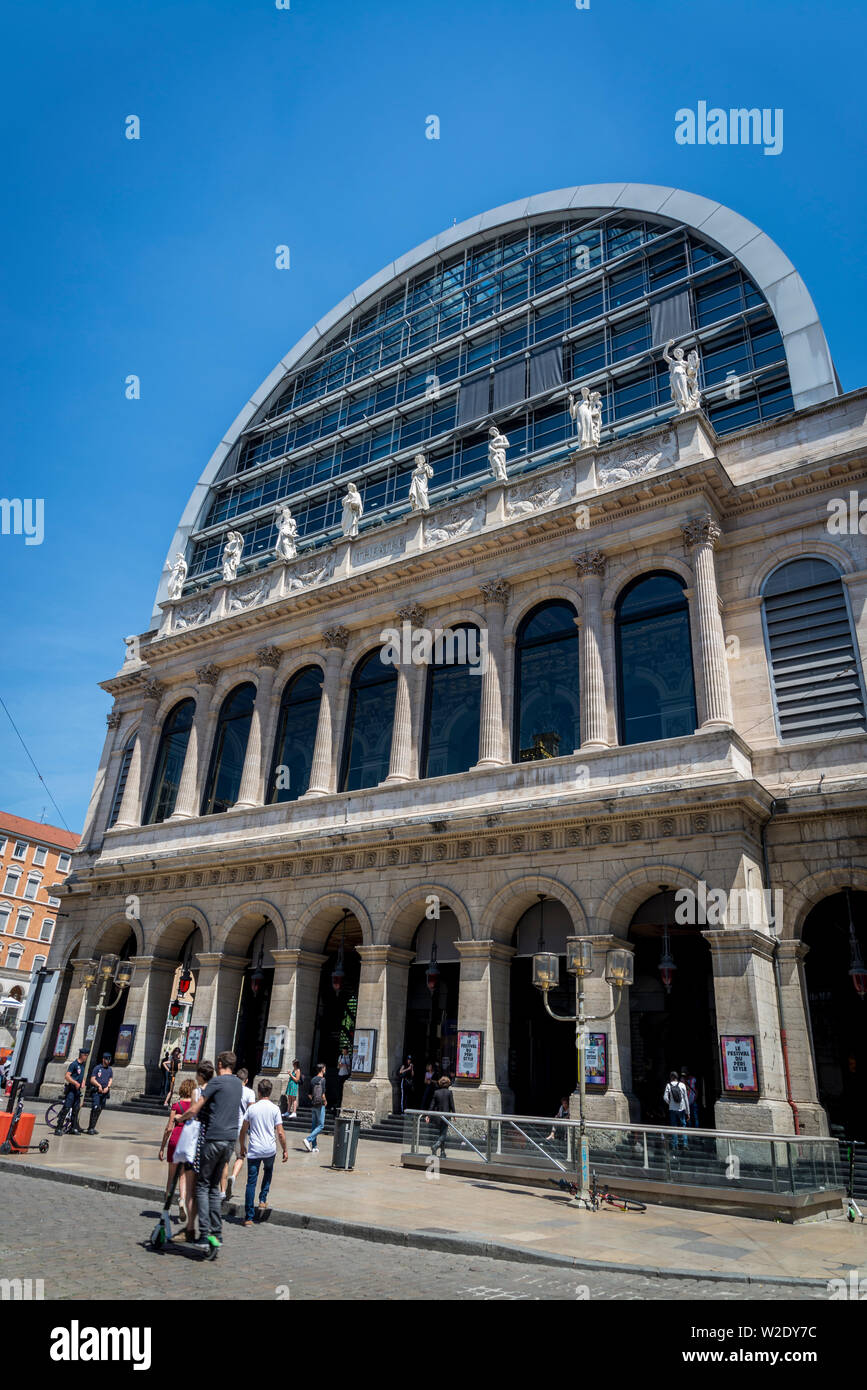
[44,1095,73,1134]
[555,1170,646,1213]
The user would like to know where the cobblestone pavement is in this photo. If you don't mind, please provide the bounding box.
[0,1174,824,1300]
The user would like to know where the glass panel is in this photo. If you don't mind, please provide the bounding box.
[144,699,196,824]
[617,577,697,744]
[201,684,256,816]
[268,667,323,803]
[421,628,483,778]
[341,652,397,791]
[515,603,580,761]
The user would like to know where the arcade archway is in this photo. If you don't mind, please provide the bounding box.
[310,913,362,1098]
[628,889,719,1125]
[403,909,460,1094]
[803,890,867,1141]
[509,898,577,1116]
[232,919,279,1077]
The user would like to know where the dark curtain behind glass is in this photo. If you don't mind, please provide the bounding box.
[422,627,482,778]
[144,699,195,824]
[202,684,256,814]
[341,652,397,791]
[269,666,323,802]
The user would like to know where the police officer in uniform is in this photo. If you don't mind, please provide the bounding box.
[57,1047,89,1134]
[87,1052,114,1134]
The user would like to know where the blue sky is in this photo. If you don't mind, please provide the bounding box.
[1,0,864,831]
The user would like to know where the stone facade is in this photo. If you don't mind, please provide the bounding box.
[39,388,867,1135]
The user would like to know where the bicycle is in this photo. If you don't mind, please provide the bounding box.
[45,1095,75,1134]
[554,1171,646,1213]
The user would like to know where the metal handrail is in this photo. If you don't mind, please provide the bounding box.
[505,1120,568,1173]
[402,1110,835,1146]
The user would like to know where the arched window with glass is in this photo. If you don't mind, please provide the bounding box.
[144,699,196,824]
[108,732,136,828]
[340,650,397,792]
[268,666,324,803]
[201,683,256,815]
[513,602,580,761]
[420,624,483,778]
[762,557,867,740]
[616,573,696,745]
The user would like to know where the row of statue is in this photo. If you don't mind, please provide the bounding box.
[166,341,703,599]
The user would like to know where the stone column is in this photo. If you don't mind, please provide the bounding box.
[113,679,165,829]
[235,646,281,809]
[80,709,123,848]
[168,664,221,821]
[473,581,510,769]
[453,940,515,1114]
[266,949,327,1092]
[341,944,415,1123]
[384,604,425,783]
[682,516,733,729]
[184,952,250,1063]
[703,928,794,1133]
[305,627,349,796]
[567,935,634,1123]
[774,939,829,1136]
[575,551,610,749]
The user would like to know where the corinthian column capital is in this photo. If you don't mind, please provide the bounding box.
[479,579,511,607]
[322,625,349,651]
[682,515,722,551]
[575,550,607,580]
[396,602,426,628]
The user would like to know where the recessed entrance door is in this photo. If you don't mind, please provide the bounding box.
[803,891,867,1141]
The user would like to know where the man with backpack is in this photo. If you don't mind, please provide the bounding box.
[664,1071,690,1150]
[303,1063,327,1154]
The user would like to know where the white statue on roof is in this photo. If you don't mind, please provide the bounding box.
[167,552,187,600]
[275,505,298,561]
[409,453,433,512]
[664,340,702,413]
[221,530,244,581]
[341,482,363,538]
[488,426,510,483]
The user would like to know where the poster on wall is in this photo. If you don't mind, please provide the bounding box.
[183,1024,207,1066]
[456,1030,482,1080]
[52,1022,73,1060]
[261,1026,285,1072]
[584,1032,608,1087]
[351,1028,376,1074]
[114,1023,136,1065]
[720,1035,759,1093]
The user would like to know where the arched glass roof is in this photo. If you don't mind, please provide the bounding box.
[155,185,837,619]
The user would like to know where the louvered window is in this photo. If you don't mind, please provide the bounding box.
[763,558,866,740]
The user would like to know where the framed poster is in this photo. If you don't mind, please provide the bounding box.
[720,1035,759,1093]
[52,1021,73,1060]
[583,1032,608,1088]
[351,1028,376,1074]
[261,1025,285,1072]
[114,1023,136,1065]
[183,1024,206,1066]
[456,1030,482,1080]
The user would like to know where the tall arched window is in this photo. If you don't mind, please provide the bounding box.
[616,573,696,745]
[108,732,136,828]
[762,557,867,740]
[513,601,580,761]
[340,649,397,791]
[144,699,196,824]
[421,624,483,778]
[201,683,256,815]
[268,666,323,803]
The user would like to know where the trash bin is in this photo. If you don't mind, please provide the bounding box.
[331,1110,361,1170]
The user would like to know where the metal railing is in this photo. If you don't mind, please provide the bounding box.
[402,1111,842,1197]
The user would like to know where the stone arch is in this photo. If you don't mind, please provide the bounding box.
[293,892,374,953]
[381,884,473,951]
[479,874,588,944]
[424,605,487,634]
[602,555,694,614]
[749,542,856,599]
[596,863,703,937]
[220,899,287,956]
[506,586,581,641]
[152,686,199,728]
[787,865,867,941]
[211,667,264,705]
[151,905,212,960]
[79,911,143,962]
[274,654,325,698]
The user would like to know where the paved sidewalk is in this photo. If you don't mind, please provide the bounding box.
[8,1101,866,1283]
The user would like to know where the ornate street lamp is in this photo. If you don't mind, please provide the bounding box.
[332,910,349,995]
[533,919,634,1211]
[657,885,676,994]
[83,953,133,1015]
[845,889,867,999]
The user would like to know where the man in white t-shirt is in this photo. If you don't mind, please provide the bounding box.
[224,1067,257,1201]
[239,1078,288,1225]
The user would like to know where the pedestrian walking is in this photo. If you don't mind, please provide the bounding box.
[303,1064,327,1153]
[337,1047,351,1108]
[680,1066,699,1127]
[56,1047,88,1134]
[664,1071,690,1150]
[163,1046,183,1108]
[284,1059,301,1118]
[193,1059,215,1102]
[175,1050,243,1259]
[159,1051,172,1099]
[421,1060,436,1110]
[424,1075,455,1159]
[158,1078,198,1241]
[398,1055,414,1113]
[224,1067,256,1200]
[240,1078,288,1226]
[86,1052,113,1134]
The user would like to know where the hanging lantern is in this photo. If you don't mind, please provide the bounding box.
[658,884,676,994]
[426,941,440,994]
[170,1001,181,1019]
[332,909,349,994]
[177,968,192,996]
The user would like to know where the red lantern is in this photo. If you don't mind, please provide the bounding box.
[426,962,440,994]
[170,1001,181,1019]
[331,960,345,995]
[177,969,192,996]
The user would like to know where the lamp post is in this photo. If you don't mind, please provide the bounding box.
[82,953,133,1017]
[533,935,633,1209]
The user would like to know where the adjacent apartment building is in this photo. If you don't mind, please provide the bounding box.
[0,813,78,1016]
